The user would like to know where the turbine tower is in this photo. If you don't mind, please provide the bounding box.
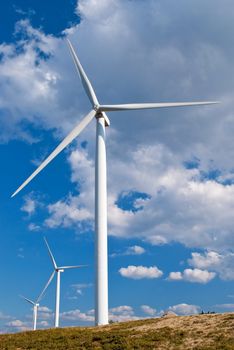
[44,238,86,328]
[20,273,53,331]
[12,39,219,326]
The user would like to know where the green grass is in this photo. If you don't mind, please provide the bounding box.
[0,313,234,350]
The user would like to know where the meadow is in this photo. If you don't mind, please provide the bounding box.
[0,312,233,349]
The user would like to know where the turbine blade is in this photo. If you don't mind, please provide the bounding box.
[102,112,110,127]
[67,39,99,107]
[59,265,88,270]
[20,295,35,306]
[37,271,55,303]
[11,109,96,197]
[100,101,219,112]
[44,238,57,270]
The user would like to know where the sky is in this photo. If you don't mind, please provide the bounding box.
[0,0,234,333]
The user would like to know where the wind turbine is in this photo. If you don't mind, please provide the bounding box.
[12,39,219,326]
[20,273,53,331]
[43,237,86,328]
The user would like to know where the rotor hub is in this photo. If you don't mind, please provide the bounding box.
[94,104,100,112]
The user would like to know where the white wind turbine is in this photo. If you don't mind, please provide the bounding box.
[20,273,53,331]
[43,237,86,328]
[12,39,219,326]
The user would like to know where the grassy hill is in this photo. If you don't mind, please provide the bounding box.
[0,312,234,349]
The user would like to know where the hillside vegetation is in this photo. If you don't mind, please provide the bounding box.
[0,312,234,349]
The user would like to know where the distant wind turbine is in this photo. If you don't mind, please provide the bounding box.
[44,237,86,328]
[12,39,219,326]
[20,274,52,331]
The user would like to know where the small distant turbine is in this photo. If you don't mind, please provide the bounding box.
[12,39,219,326]
[44,238,86,328]
[20,274,52,331]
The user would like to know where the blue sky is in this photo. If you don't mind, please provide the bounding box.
[0,0,234,332]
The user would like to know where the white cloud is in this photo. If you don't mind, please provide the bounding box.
[109,305,139,322]
[188,251,234,280]
[168,303,201,316]
[188,251,221,269]
[38,320,49,327]
[2,0,234,258]
[125,245,145,255]
[60,309,94,322]
[111,245,145,257]
[168,272,183,281]
[87,309,94,315]
[21,195,37,215]
[69,283,93,297]
[77,0,118,22]
[45,193,92,230]
[38,306,53,320]
[146,235,168,246]
[119,265,163,280]
[110,305,133,314]
[0,20,62,143]
[28,223,41,231]
[183,269,216,283]
[38,306,52,312]
[5,319,30,332]
[168,268,216,284]
[141,305,157,316]
[43,141,234,256]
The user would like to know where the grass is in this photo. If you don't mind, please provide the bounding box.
[0,312,233,349]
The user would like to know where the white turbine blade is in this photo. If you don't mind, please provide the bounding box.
[59,265,88,270]
[20,295,35,306]
[102,112,110,127]
[11,109,96,197]
[100,101,219,112]
[67,39,99,107]
[44,238,58,270]
[37,271,55,303]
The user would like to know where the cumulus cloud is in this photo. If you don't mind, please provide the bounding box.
[125,245,145,255]
[168,268,216,283]
[119,265,163,279]
[45,193,93,231]
[168,303,201,316]
[21,194,38,215]
[2,0,234,258]
[188,251,221,269]
[43,141,234,254]
[5,319,30,332]
[38,320,49,327]
[60,309,94,322]
[38,306,53,320]
[111,245,145,257]
[0,20,62,143]
[109,305,139,322]
[188,250,234,280]
[38,306,52,312]
[141,305,157,316]
[168,250,234,282]
[110,305,133,314]
[168,272,183,281]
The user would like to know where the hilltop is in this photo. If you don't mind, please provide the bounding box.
[0,312,233,349]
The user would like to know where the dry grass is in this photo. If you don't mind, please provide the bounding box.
[0,312,233,350]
